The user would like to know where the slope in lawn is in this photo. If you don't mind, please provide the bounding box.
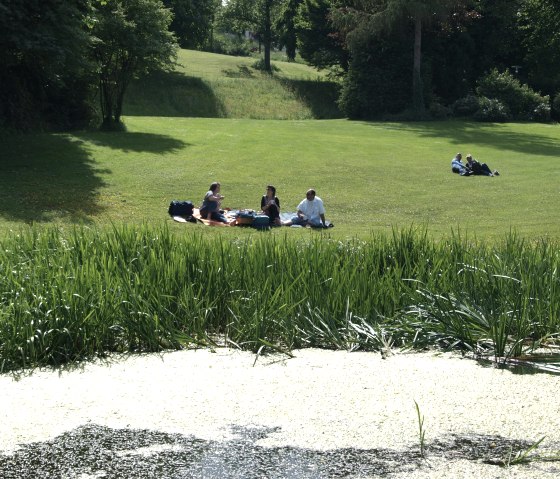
[124,49,341,120]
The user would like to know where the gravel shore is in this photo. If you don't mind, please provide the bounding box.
[1,348,559,478]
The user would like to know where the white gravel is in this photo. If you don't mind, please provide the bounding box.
[2,348,560,478]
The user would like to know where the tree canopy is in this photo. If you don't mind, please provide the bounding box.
[92,0,178,129]
[2,0,560,127]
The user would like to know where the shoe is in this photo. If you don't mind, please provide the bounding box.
[493,170,500,176]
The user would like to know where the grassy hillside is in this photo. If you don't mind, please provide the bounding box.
[1,117,559,240]
[124,49,342,120]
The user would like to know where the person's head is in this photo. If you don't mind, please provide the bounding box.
[209,182,221,193]
[306,189,316,201]
[456,153,462,160]
[466,154,473,162]
[266,185,276,197]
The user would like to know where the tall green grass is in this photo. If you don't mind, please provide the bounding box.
[1,225,558,371]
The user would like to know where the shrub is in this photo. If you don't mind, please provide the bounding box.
[476,69,550,121]
[473,97,511,122]
[452,94,480,117]
[531,102,551,122]
[552,92,560,120]
[429,101,452,119]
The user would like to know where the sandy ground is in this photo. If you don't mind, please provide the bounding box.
[1,348,560,478]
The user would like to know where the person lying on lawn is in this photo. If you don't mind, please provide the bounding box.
[465,154,500,177]
[451,153,472,176]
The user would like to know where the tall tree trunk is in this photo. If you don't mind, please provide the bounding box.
[412,16,424,114]
[263,0,272,72]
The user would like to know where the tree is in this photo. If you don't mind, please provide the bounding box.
[219,0,285,72]
[295,0,349,72]
[0,0,94,130]
[91,0,178,130]
[519,0,560,96]
[332,0,466,115]
[276,0,302,61]
[162,0,220,49]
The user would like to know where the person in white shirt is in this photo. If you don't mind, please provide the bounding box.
[284,189,328,227]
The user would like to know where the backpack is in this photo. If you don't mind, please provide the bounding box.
[168,200,194,217]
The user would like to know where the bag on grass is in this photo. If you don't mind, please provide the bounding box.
[168,200,194,217]
[236,209,255,225]
[253,215,271,230]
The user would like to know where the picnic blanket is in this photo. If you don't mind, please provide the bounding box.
[171,208,234,226]
[172,209,334,228]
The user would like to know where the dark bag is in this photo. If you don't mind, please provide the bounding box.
[168,200,194,217]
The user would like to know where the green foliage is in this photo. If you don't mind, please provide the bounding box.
[276,0,302,61]
[476,69,550,122]
[519,0,560,96]
[0,0,96,130]
[295,0,348,72]
[473,97,510,122]
[208,33,254,56]
[552,93,560,120]
[91,0,178,129]
[218,0,285,72]
[338,35,411,119]
[1,226,559,371]
[452,94,480,117]
[162,0,219,49]
[332,0,466,115]
[428,101,451,119]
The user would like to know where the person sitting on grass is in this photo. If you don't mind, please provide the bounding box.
[465,154,500,176]
[260,185,281,226]
[284,189,329,228]
[199,182,231,224]
[451,153,472,176]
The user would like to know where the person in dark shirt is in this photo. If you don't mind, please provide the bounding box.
[260,185,281,225]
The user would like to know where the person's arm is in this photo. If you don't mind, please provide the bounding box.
[320,213,326,227]
[207,193,223,202]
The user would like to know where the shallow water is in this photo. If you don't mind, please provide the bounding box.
[0,424,538,478]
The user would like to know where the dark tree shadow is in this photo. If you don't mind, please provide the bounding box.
[279,78,343,119]
[222,65,255,78]
[124,71,226,118]
[359,120,560,158]
[73,131,189,154]
[0,133,108,224]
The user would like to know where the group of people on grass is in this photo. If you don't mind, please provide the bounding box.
[451,152,500,177]
[200,182,330,228]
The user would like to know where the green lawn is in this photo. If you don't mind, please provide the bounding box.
[1,117,559,240]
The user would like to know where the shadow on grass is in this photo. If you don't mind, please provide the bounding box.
[361,121,560,158]
[0,133,107,224]
[222,65,255,78]
[124,71,226,118]
[279,78,343,119]
[73,131,189,154]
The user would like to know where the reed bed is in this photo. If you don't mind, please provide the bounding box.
[1,225,559,371]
